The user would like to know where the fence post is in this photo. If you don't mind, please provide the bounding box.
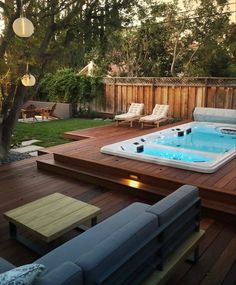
[151,78,155,112]
[113,78,117,115]
[204,78,208,107]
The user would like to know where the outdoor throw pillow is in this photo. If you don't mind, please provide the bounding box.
[0,263,45,285]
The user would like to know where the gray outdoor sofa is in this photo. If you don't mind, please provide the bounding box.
[0,185,201,285]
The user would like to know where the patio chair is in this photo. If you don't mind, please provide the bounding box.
[139,104,169,128]
[41,103,57,119]
[114,103,144,127]
[21,104,37,120]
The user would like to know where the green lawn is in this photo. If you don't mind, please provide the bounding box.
[13,118,112,147]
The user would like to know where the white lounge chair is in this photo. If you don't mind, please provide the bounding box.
[139,104,169,128]
[114,103,144,127]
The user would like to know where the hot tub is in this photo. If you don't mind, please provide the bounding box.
[101,122,236,173]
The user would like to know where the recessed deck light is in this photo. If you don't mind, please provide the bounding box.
[129,174,139,180]
[127,180,140,188]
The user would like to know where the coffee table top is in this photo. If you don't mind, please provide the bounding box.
[4,193,101,242]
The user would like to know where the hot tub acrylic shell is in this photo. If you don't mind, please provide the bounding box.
[100,122,236,173]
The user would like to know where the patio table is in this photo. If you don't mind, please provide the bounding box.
[4,193,101,254]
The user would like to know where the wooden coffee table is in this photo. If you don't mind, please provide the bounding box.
[4,193,101,254]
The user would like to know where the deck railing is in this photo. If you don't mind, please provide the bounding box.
[92,77,236,119]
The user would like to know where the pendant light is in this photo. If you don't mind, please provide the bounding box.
[13,0,34,38]
[21,64,36,87]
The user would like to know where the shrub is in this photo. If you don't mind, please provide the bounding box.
[38,69,104,106]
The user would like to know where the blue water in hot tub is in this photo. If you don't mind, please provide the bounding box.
[142,147,213,163]
[148,125,236,154]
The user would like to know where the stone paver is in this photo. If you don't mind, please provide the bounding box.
[21,140,41,146]
[18,117,53,123]
[13,145,44,154]
[28,151,39,157]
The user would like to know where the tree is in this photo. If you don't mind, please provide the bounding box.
[163,0,235,76]
[104,0,235,77]
[104,2,175,76]
[141,0,234,77]
[182,0,234,76]
[0,0,86,160]
[58,0,138,70]
[0,0,140,160]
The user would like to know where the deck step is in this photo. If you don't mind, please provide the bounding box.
[37,158,172,198]
[54,153,236,213]
[37,157,236,216]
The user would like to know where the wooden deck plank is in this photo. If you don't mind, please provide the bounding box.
[200,235,236,285]
[2,123,236,266]
[174,223,236,285]
[164,219,225,285]
[222,261,236,285]
[223,178,236,192]
[143,230,205,285]
[0,150,235,284]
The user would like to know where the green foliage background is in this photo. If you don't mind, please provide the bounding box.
[38,69,104,105]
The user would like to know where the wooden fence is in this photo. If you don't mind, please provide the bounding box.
[92,77,236,120]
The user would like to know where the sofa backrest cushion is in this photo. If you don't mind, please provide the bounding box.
[146,185,199,225]
[75,212,158,285]
[34,262,83,285]
[35,202,150,271]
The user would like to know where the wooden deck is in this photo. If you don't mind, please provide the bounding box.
[37,122,236,216]
[0,155,235,284]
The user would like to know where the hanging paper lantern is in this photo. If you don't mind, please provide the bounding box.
[13,17,34,38]
[21,74,36,86]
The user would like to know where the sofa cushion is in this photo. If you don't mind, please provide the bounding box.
[146,185,199,225]
[75,212,158,285]
[0,263,45,285]
[34,262,83,285]
[0,258,15,274]
[35,202,149,271]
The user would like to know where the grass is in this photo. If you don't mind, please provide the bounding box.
[13,118,112,147]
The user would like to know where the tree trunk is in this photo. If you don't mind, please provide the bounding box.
[0,120,12,161]
[0,83,24,161]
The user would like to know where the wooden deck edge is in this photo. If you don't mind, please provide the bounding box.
[64,133,94,141]
[38,149,51,155]
[37,158,236,216]
[142,230,205,285]
[52,153,236,206]
[37,159,170,196]
[37,138,95,155]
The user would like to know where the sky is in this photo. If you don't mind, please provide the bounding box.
[162,0,235,22]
